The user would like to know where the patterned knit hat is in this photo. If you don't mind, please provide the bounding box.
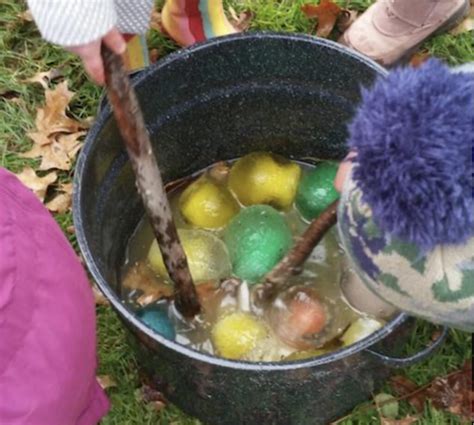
[337,60,474,331]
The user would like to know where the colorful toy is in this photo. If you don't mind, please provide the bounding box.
[228,152,301,210]
[138,305,176,340]
[148,229,232,283]
[179,175,240,229]
[296,162,340,221]
[224,205,292,283]
[212,312,267,360]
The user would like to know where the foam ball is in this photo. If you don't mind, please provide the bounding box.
[138,306,176,340]
[179,175,240,229]
[296,162,339,221]
[224,205,292,283]
[212,312,267,360]
[340,317,384,346]
[228,152,301,210]
[148,229,231,283]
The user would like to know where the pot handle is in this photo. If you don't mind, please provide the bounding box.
[364,326,448,368]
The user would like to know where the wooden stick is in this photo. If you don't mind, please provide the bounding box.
[265,199,339,286]
[101,45,200,318]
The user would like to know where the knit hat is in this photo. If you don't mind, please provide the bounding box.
[337,60,474,332]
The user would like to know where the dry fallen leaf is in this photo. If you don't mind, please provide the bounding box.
[426,360,472,421]
[18,9,33,22]
[390,375,426,412]
[229,6,253,31]
[15,167,58,202]
[25,69,63,90]
[123,262,174,306]
[92,282,110,306]
[301,0,342,37]
[97,375,117,390]
[380,415,420,425]
[337,9,358,32]
[149,48,161,64]
[45,182,73,213]
[138,384,167,412]
[21,131,86,170]
[449,1,474,35]
[409,51,431,68]
[150,7,164,32]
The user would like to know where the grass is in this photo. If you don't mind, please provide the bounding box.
[1,0,472,424]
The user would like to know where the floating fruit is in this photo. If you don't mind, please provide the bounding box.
[179,175,239,229]
[269,286,327,349]
[295,162,339,221]
[212,312,267,360]
[148,229,232,283]
[138,305,176,340]
[228,152,301,210]
[340,317,384,346]
[224,205,292,283]
[284,348,330,361]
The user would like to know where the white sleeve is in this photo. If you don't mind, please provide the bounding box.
[27,0,117,47]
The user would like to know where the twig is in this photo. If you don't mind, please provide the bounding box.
[101,45,200,318]
[330,369,466,424]
[265,199,339,285]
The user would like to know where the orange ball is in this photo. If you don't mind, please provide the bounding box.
[271,287,327,350]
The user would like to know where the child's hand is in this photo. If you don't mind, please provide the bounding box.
[67,28,126,85]
[334,151,356,193]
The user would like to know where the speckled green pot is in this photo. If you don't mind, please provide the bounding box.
[338,172,474,332]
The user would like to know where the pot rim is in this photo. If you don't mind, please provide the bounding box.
[73,31,403,371]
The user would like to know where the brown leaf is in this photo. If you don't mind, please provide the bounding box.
[25,69,63,90]
[21,131,85,170]
[301,0,342,37]
[150,7,164,32]
[337,9,358,33]
[66,225,75,234]
[426,360,472,420]
[15,168,58,202]
[228,7,253,31]
[138,384,167,412]
[92,282,109,306]
[45,182,73,214]
[380,415,420,425]
[449,1,474,35]
[149,49,160,64]
[97,375,117,390]
[409,51,431,68]
[18,9,33,22]
[123,262,173,306]
[390,375,426,412]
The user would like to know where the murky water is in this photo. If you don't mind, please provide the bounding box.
[120,159,390,362]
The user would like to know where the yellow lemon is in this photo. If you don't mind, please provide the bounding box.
[341,317,384,346]
[212,312,267,360]
[228,152,301,210]
[179,175,240,229]
[147,229,231,283]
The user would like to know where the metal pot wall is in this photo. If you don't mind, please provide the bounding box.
[73,33,445,425]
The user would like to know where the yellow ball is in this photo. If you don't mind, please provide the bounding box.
[179,175,240,229]
[341,317,384,346]
[228,152,301,210]
[212,312,267,360]
[147,229,231,283]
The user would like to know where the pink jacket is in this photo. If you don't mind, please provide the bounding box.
[0,168,109,425]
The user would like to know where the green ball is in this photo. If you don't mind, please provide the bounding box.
[224,205,292,283]
[296,162,340,221]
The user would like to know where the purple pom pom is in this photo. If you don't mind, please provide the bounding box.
[349,59,474,251]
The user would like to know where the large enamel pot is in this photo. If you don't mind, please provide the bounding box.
[73,33,446,425]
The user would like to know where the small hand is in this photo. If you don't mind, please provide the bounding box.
[334,151,356,193]
[67,28,126,85]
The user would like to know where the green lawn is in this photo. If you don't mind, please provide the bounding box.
[0,0,472,424]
